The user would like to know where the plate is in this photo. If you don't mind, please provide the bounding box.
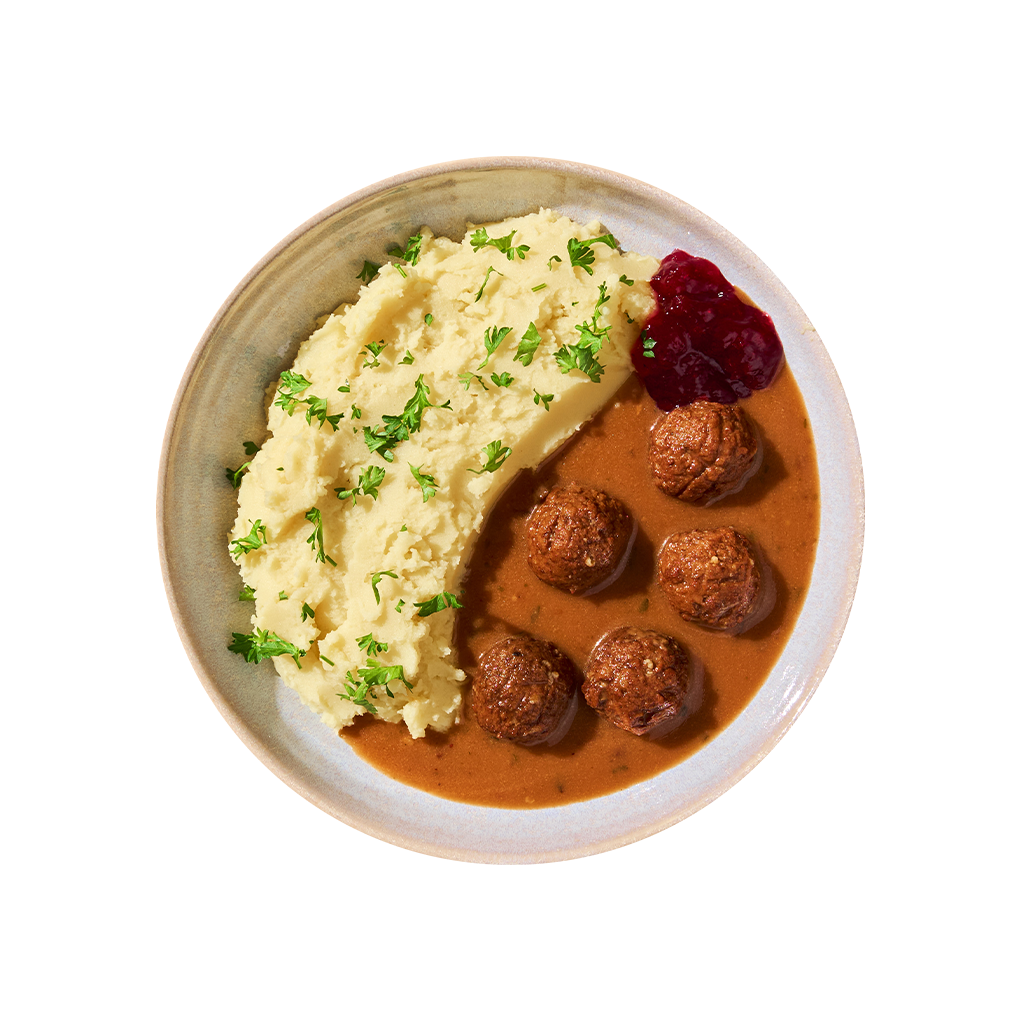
[158,157,864,863]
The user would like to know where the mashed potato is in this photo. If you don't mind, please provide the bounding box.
[230,210,657,737]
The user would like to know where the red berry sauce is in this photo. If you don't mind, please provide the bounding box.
[631,249,785,410]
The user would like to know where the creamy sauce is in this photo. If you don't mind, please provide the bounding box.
[344,365,819,807]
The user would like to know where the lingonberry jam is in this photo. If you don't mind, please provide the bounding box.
[631,249,784,410]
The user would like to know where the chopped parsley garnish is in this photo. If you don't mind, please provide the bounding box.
[400,350,415,365]
[477,325,513,369]
[225,461,251,488]
[424,313,434,326]
[362,375,452,462]
[553,281,612,383]
[337,659,411,713]
[274,370,313,414]
[304,507,337,566]
[531,283,547,292]
[409,464,438,502]
[350,404,363,419]
[547,255,562,270]
[301,602,316,622]
[641,332,657,358]
[238,584,256,602]
[337,382,351,393]
[229,519,268,558]
[387,233,423,277]
[243,441,259,456]
[514,322,542,366]
[470,227,530,261]
[320,654,335,667]
[395,599,405,612]
[414,590,464,617]
[335,464,387,504]
[370,569,398,604]
[361,340,387,368]
[619,274,634,286]
[533,389,554,411]
[278,591,288,600]
[467,439,511,475]
[490,372,514,388]
[459,371,489,391]
[356,633,389,657]
[228,628,306,668]
[302,395,344,431]
[474,265,503,302]
[566,233,618,276]
[357,260,380,283]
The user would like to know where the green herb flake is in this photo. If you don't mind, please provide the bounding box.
[553,281,612,383]
[533,390,554,411]
[619,274,634,286]
[388,233,423,273]
[304,507,337,566]
[225,461,251,488]
[567,234,618,276]
[467,439,511,475]
[337,382,351,394]
[424,313,434,326]
[489,372,514,388]
[641,332,657,358]
[514,322,542,366]
[301,602,316,622]
[228,628,306,668]
[413,590,464,617]
[470,227,530,261]
[350,404,363,419]
[357,260,381,283]
[335,464,386,505]
[531,283,547,292]
[362,375,452,463]
[547,255,562,270]
[337,659,412,713]
[409,464,438,502]
[278,591,288,601]
[229,519,268,558]
[274,370,313,415]
[395,599,405,612]
[361,340,388,368]
[400,350,415,365]
[356,633,389,657]
[370,569,398,605]
[474,265,504,302]
[243,441,259,456]
[320,655,335,667]
[477,325,513,369]
[238,584,257,602]
[459,371,489,392]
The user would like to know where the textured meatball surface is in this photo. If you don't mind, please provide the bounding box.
[648,400,759,503]
[582,627,693,737]
[526,483,633,594]
[657,527,763,630]
[472,636,578,745]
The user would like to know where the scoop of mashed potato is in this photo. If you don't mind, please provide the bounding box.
[230,209,657,737]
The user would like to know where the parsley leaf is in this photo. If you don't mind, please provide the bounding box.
[470,227,530,261]
[274,370,313,414]
[400,350,415,365]
[641,332,657,358]
[414,590,464,617]
[474,265,503,302]
[477,325,513,369]
[387,233,423,277]
[362,375,452,462]
[370,569,398,604]
[490,372,514,388]
[238,584,256,601]
[301,602,316,622]
[228,628,306,668]
[336,464,386,504]
[409,464,438,502]
[337,659,411,713]
[619,274,634,286]
[547,255,562,270]
[357,260,381,283]
[567,233,618,276]
[424,313,434,326]
[514,322,542,366]
[459,371,489,392]
[356,633,389,657]
[467,439,511,475]
[225,461,251,488]
[229,520,268,558]
[304,507,337,566]
[553,281,612,383]
[361,340,387,368]
[533,389,554,411]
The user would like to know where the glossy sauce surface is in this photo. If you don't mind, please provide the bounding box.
[344,365,819,807]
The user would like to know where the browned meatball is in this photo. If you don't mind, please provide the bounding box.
[526,483,633,594]
[582,627,696,737]
[657,527,767,631]
[648,401,759,503]
[472,636,578,745]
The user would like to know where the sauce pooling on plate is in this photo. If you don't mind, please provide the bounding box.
[632,249,785,410]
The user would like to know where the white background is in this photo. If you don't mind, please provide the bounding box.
[4,2,1020,1021]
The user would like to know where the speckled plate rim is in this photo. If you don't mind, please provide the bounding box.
[158,156,864,863]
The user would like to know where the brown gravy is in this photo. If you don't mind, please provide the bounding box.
[344,365,819,807]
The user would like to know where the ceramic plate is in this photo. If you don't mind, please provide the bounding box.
[158,157,863,863]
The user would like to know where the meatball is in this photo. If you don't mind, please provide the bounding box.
[648,400,759,503]
[582,627,696,737]
[526,483,633,594]
[472,635,578,745]
[657,527,767,631]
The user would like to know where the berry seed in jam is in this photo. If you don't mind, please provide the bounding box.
[631,249,784,410]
